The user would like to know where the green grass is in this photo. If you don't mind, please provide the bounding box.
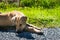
[0,7,60,28]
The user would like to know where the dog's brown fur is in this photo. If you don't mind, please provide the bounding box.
[0,11,43,34]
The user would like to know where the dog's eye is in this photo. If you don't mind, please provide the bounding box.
[19,24,22,26]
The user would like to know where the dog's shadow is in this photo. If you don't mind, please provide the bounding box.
[0,26,35,39]
[16,32,35,39]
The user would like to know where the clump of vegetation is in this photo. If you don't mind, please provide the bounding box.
[0,2,6,9]
[20,0,57,8]
[0,0,60,9]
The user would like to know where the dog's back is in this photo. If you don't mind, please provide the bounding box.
[0,13,13,26]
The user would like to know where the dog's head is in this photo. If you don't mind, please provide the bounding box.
[12,15,27,31]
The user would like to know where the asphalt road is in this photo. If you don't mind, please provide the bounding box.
[0,28,60,40]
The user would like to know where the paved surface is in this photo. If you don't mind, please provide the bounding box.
[0,28,60,40]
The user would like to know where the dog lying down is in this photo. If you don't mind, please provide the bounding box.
[0,11,43,34]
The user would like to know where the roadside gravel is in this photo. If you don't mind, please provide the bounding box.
[0,28,60,40]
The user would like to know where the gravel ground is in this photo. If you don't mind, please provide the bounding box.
[0,28,60,40]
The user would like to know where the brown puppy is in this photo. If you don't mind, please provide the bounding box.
[0,11,43,34]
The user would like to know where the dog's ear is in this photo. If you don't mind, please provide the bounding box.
[21,16,27,22]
